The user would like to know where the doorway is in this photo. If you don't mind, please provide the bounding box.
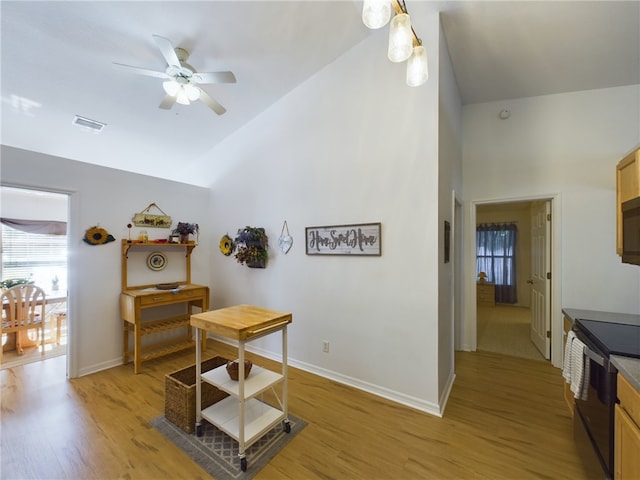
[474,199,551,362]
[0,186,69,369]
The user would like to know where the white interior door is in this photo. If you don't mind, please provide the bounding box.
[530,201,551,359]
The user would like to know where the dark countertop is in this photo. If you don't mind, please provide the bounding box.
[611,355,640,391]
[562,308,640,326]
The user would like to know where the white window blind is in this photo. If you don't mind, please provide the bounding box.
[1,224,67,289]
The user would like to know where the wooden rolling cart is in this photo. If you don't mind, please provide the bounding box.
[120,240,209,373]
[190,305,292,471]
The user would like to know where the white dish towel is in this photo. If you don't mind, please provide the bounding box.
[562,330,590,400]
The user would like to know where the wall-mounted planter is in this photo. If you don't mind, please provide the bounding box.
[234,226,268,268]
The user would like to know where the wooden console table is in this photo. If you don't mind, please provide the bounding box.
[120,240,209,373]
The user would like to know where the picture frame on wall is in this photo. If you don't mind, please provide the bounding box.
[305,222,381,256]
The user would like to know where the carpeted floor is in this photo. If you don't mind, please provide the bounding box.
[151,411,306,480]
[477,305,546,361]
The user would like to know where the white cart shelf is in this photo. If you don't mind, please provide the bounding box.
[190,305,293,472]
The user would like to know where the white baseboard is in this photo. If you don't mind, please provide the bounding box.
[245,342,442,418]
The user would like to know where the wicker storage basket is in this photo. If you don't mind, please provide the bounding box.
[165,356,229,433]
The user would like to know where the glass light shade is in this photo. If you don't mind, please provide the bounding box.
[175,87,190,105]
[388,13,413,62]
[362,0,391,29]
[162,80,180,96]
[184,83,200,101]
[406,45,429,87]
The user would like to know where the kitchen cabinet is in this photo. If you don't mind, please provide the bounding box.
[562,314,574,416]
[120,240,209,373]
[477,282,495,307]
[615,373,640,479]
[616,147,640,255]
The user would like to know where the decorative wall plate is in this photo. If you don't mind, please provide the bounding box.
[147,252,167,271]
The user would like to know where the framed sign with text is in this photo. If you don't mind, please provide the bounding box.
[305,222,381,256]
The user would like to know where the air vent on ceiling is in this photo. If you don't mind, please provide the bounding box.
[72,115,106,133]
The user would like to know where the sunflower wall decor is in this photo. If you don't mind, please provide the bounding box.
[219,234,234,256]
[83,226,116,245]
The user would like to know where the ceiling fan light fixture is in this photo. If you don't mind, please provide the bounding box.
[406,44,428,87]
[184,83,200,101]
[162,80,180,97]
[388,12,413,62]
[175,88,190,105]
[362,0,391,29]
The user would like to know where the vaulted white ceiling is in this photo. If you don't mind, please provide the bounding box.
[2,1,638,185]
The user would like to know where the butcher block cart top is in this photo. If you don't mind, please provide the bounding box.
[190,304,293,472]
[190,304,292,340]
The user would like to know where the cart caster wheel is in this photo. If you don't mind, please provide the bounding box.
[240,457,247,471]
[196,424,202,437]
[283,421,291,433]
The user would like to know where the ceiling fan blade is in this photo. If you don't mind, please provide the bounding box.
[159,95,176,110]
[191,71,237,84]
[113,63,169,80]
[199,90,226,115]
[152,34,181,67]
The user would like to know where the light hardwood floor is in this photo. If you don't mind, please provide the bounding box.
[1,339,589,479]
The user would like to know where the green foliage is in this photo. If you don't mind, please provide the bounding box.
[1,278,34,289]
[234,226,268,267]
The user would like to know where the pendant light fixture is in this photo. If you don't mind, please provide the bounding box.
[406,44,428,86]
[388,12,413,62]
[362,0,391,29]
[362,0,428,87]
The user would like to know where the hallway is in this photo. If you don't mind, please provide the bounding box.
[477,305,546,361]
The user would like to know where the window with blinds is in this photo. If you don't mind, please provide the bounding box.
[1,224,67,291]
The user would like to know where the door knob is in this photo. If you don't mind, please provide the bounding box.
[527,279,534,284]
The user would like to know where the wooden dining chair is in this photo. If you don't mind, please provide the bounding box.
[1,284,46,364]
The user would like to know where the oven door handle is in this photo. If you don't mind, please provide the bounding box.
[572,326,616,373]
[582,343,616,373]
[584,345,606,367]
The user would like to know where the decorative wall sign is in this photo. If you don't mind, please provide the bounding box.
[305,222,381,256]
[132,203,172,228]
[146,252,167,271]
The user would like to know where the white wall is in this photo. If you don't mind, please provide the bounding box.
[462,85,640,365]
[1,146,211,377]
[437,15,463,409]
[1,187,67,222]
[194,13,447,414]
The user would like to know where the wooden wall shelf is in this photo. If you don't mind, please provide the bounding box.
[120,239,209,373]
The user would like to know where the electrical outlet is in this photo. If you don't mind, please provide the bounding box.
[323,341,330,353]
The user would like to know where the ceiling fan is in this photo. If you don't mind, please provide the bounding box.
[113,35,236,115]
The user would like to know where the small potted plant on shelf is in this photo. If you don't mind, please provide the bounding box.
[234,226,268,268]
[174,222,199,244]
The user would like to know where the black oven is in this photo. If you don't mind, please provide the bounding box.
[572,317,640,479]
